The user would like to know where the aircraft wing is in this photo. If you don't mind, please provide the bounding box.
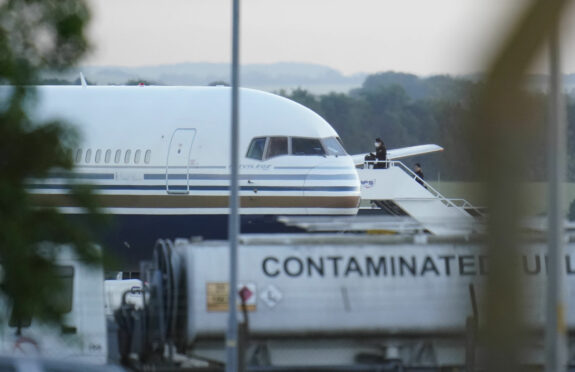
[387,144,444,159]
[351,144,443,166]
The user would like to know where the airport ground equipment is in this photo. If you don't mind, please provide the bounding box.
[0,246,108,364]
[112,234,575,371]
[357,160,484,235]
[104,279,143,316]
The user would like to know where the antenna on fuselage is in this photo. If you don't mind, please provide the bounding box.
[79,72,88,88]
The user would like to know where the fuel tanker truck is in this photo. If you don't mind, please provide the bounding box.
[111,234,575,370]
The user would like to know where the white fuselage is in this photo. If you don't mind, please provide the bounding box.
[23,86,361,266]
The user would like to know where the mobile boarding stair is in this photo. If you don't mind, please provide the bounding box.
[279,160,484,237]
[357,160,484,236]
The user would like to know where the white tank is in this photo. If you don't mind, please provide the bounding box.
[167,234,574,345]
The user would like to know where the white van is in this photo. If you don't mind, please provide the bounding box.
[0,247,108,365]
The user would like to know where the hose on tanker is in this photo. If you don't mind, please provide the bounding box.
[153,239,175,343]
[168,242,186,351]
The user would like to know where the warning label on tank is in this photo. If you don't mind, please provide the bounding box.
[260,284,282,308]
[206,282,229,311]
[206,282,257,312]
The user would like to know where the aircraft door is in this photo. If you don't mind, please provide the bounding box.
[166,129,197,194]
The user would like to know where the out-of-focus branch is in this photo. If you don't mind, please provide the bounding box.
[471,1,570,371]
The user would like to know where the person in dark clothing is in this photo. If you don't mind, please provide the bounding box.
[364,137,387,168]
[373,138,387,168]
[414,163,426,187]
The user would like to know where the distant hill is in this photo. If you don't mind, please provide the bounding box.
[350,71,575,101]
[40,64,575,97]
[41,62,367,94]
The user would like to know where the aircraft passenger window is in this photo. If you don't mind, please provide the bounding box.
[144,150,151,164]
[246,137,266,160]
[105,149,111,163]
[75,149,82,163]
[134,149,141,164]
[265,137,288,159]
[322,137,347,156]
[291,137,326,156]
[85,149,92,163]
[114,150,121,164]
[95,149,102,163]
[124,150,132,164]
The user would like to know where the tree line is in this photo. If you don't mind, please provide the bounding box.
[279,72,574,182]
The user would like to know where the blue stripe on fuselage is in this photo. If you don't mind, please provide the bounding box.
[26,184,359,192]
[151,173,357,181]
[44,172,357,181]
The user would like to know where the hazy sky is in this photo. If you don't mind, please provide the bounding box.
[84,1,575,76]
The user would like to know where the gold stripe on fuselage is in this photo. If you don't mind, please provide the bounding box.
[30,194,361,209]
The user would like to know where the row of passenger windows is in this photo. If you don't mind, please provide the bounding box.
[75,148,152,165]
[246,136,347,161]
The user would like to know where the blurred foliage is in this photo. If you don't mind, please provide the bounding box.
[467,1,568,371]
[0,0,105,325]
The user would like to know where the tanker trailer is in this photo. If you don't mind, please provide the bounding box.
[114,234,575,370]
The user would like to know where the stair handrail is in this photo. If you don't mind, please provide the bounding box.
[363,160,477,217]
[447,198,485,210]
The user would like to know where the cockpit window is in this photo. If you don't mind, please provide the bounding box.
[266,137,288,159]
[292,137,325,156]
[247,136,341,160]
[322,137,347,156]
[246,137,266,160]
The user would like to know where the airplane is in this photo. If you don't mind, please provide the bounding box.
[22,85,440,268]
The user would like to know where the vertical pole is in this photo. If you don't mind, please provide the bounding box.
[546,18,567,372]
[226,0,240,371]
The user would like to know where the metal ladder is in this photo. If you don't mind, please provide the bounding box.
[366,160,485,218]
